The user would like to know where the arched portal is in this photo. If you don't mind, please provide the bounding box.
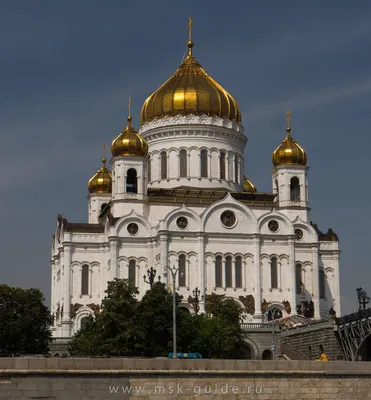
[262,349,273,360]
[357,334,371,361]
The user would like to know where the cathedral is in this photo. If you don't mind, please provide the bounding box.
[50,20,340,338]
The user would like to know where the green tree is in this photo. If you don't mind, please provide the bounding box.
[69,279,140,356]
[0,285,53,356]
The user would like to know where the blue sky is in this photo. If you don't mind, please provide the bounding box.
[1,0,370,315]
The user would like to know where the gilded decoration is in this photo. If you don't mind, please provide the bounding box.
[239,295,255,315]
[88,150,112,194]
[87,303,101,316]
[282,300,291,314]
[261,299,271,314]
[140,18,241,125]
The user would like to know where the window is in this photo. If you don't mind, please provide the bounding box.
[275,179,279,199]
[295,263,303,294]
[161,151,167,179]
[267,307,282,321]
[234,155,239,183]
[225,256,232,288]
[215,256,222,288]
[126,168,137,193]
[290,177,300,201]
[179,149,187,178]
[200,149,208,177]
[81,265,89,295]
[235,256,242,288]
[148,157,151,182]
[220,152,226,179]
[319,269,326,299]
[271,257,278,289]
[178,254,186,287]
[128,260,136,286]
[80,316,89,330]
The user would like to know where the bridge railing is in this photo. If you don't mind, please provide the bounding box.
[336,308,371,326]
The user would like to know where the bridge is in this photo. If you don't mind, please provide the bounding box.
[335,308,371,361]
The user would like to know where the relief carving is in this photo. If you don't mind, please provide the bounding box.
[282,300,291,314]
[239,295,255,315]
[261,298,271,314]
[70,303,83,319]
[87,303,101,316]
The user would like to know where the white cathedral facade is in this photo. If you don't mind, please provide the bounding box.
[50,25,341,338]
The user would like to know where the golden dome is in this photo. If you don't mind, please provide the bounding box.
[88,158,112,194]
[272,127,307,167]
[140,21,241,125]
[111,116,148,157]
[243,176,257,193]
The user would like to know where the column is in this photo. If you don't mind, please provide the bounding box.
[160,234,169,286]
[62,244,72,337]
[232,259,236,290]
[109,239,119,281]
[278,260,282,290]
[166,154,170,180]
[289,238,297,315]
[208,153,212,180]
[311,245,321,319]
[222,256,226,290]
[136,264,140,289]
[226,155,230,181]
[198,234,205,313]
[89,266,93,297]
[242,260,247,291]
[253,237,262,318]
[177,153,180,179]
[186,258,190,289]
[187,152,191,179]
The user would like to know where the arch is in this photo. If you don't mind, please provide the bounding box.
[319,269,326,299]
[257,210,293,234]
[114,210,152,237]
[225,256,232,288]
[319,344,324,356]
[219,151,226,179]
[161,151,167,179]
[270,256,278,289]
[267,305,283,321]
[178,254,186,287]
[163,204,202,231]
[126,168,138,193]
[290,176,300,201]
[295,263,303,294]
[235,256,242,288]
[81,264,89,295]
[215,255,222,288]
[262,349,273,360]
[200,149,208,177]
[356,333,371,361]
[243,337,259,360]
[128,259,136,286]
[179,149,187,178]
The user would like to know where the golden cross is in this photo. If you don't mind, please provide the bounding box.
[188,16,193,42]
[128,96,132,117]
[286,108,291,130]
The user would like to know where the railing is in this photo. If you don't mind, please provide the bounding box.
[336,308,371,326]
[240,323,278,329]
[51,337,72,343]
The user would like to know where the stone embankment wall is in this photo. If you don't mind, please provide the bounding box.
[0,358,370,399]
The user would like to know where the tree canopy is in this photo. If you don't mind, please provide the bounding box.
[0,285,53,356]
[69,279,250,359]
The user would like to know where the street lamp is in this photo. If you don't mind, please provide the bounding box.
[143,267,160,288]
[163,265,182,359]
[269,308,281,360]
[357,287,370,312]
[189,287,204,314]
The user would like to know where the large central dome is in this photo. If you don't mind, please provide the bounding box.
[140,39,241,125]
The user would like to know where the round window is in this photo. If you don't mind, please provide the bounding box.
[176,216,188,229]
[127,223,139,235]
[295,228,303,240]
[221,211,236,227]
[268,220,279,232]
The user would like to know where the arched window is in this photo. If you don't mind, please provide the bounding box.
[179,149,187,178]
[225,256,232,288]
[178,254,186,287]
[319,269,326,299]
[295,263,303,294]
[126,168,137,193]
[290,177,300,201]
[215,256,222,288]
[148,157,151,182]
[220,152,226,180]
[267,307,283,321]
[234,155,239,183]
[271,257,278,289]
[275,179,279,199]
[161,151,167,179]
[128,260,136,286]
[80,316,89,330]
[235,256,242,288]
[81,264,89,295]
[200,149,208,177]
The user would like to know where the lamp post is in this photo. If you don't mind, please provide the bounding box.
[143,267,159,288]
[357,287,370,312]
[270,308,281,360]
[191,287,204,314]
[163,265,181,359]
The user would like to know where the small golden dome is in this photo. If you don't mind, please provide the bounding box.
[243,176,257,193]
[272,127,307,167]
[111,116,148,157]
[140,21,241,125]
[88,158,112,194]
